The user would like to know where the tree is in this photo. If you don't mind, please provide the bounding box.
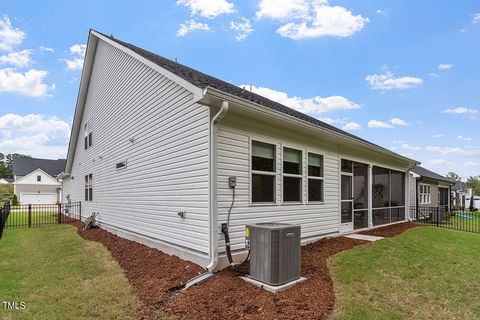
[0,152,31,178]
[446,172,460,181]
[466,176,480,195]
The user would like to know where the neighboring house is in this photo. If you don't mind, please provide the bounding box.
[62,30,419,270]
[451,180,466,208]
[409,166,454,219]
[13,157,65,205]
[0,178,14,184]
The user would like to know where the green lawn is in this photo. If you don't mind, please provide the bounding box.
[447,211,480,232]
[0,225,139,320]
[331,227,480,320]
[5,211,59,227]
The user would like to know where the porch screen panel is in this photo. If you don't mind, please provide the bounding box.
[372,166,406,226]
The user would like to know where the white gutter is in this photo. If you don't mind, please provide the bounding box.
[206,100,229,272]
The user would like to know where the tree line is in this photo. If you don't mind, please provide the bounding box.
[0,152,31,178]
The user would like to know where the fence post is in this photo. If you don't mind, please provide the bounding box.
[57,203,62,224]
[28,204,32,228]
[436,206,439,227]
[79,201,82,221]
[0,207,4,239]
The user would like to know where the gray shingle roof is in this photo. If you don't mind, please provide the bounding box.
[411,166,453,183]
[13,157,65,177]
[98,32,413,159]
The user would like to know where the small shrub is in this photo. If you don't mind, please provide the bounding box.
[12,194,18,206]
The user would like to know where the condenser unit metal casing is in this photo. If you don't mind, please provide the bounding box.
[246,223,301,286]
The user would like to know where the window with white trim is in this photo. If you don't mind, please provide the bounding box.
[251,141,276,203]
[283,147,302,202]
[84,119,92,150]
[307,152,324,202]
[419,184,431,204]
[85,174,93,201]
[37,175,41,182]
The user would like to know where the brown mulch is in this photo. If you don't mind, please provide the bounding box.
[67,221,419,319]
[358,221,421,237]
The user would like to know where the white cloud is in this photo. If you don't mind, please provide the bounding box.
[432,134,444,139]
[0,16,25,51]
[457,135,472,141]
[429,72,440,78]
[473,13,480,24]
[0,68,55,97]
[0,49,34,67]
[256,0,310,20]
[368,118,408,128]
[368,120,392,128]
[375,9,389,16]
[230,18,254,41]
[443,107,478,114]
[393,140,421,151]
[39,46,54,53]
[342,122,360,131]
[0,113,70,159]
[241,84,360,114]
[317,117,335,124]
[257,0,368,39]
[438,63,454,70]
[177,0,234,18]
[63,44,86,70]
[425,146,480,156]
[365,66,423,90]
[389,117,408,126]
[177,20,211,37]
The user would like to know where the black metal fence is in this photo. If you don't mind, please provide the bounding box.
[410,206,480,234]
[0,201,82,238]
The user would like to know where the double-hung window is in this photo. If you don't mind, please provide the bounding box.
[251,141,276,203]
[84,119,92,150]
[307,152,324,202]
[85,174,93,201]
[419,184,431,204]
[283,147,302,202]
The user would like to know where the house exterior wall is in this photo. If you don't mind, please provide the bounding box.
[62,39,211,258]
[216,114,411,254]
[14,170,61,204]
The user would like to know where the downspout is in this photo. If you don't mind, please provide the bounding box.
[206,101,229,272]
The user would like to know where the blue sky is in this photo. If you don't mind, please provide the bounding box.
[0,0,479,179]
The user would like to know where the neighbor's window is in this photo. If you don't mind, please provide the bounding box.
[419,184,431,204]
[251,141,276,203]
[307,152,324,202]
[84,119,93,150]
[37,175,41,182]
[84,174,93,201]
[283,147,302,202]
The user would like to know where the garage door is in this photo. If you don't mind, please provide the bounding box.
[20,193,57,205]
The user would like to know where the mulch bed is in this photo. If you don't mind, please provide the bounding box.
[358,221,421,237]
[67,221,417,319]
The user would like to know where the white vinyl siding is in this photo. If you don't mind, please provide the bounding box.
[62,39,211,254]
[217,125,340,252]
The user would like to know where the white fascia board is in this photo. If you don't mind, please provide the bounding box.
[203,87,420,167]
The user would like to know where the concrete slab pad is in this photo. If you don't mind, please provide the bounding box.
[344,234,384,241]
[240,276,307,293]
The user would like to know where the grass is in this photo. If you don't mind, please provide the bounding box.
[0,225,139,320]
[5,211,59,226]
[331,227,480,320]
[447,211,480,231]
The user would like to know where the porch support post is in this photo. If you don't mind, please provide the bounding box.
[368,164,373,228]
[405,171,410,221]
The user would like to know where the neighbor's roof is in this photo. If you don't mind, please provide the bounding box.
[13,157,65,177]
[97,31,417,162]
[0,178,14,183]
[411,166,453,183]
[451,180,464,191]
